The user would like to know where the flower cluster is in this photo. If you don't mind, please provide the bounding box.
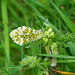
[42,25,54,45]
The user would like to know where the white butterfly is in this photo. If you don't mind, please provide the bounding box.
[10,26,44,45]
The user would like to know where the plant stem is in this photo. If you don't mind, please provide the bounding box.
[1,0,10,74]
[21,45,23,59]
[36,63,46,71]
[21,45,24,75]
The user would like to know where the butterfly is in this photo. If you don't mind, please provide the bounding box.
[10,26,44,45]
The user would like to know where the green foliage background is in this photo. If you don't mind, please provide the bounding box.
[0,0,75,75]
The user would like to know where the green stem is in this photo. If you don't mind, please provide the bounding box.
[1,0,10,74]
[36,63,46,71]
[21,45,23,59]
[21,45,24,75]
[0,66,21,70]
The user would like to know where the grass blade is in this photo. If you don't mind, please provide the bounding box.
[67,42,75,56]
[50,0,75,34]
[38,54,75,59]
[1,0,10,74]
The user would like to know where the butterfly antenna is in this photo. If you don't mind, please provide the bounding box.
[41,19,49,30]
[43,19,49,27]
[44,19,48,24]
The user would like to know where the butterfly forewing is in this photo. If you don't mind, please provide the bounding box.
[10,26,44,45]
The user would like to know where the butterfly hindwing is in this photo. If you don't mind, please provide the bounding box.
[10,26,44,45]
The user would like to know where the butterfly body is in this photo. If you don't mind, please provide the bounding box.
[10,26,44,45]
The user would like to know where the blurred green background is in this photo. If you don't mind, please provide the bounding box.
[0,0,75,75]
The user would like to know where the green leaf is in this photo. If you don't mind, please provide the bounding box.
[38,54,75,59]
[67,42,75,56]
[57,60,75,63]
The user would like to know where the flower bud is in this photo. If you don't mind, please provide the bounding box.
[43,38,49,43]
[48,28,52,33]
